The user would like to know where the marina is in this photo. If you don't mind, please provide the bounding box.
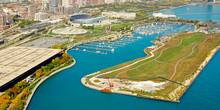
[135,23,194,36]
[72,36,143,54]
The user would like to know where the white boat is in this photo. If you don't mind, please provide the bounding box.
[96,51,101,53]
[137,36,142,39]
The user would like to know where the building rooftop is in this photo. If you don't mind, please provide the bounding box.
[0,46,62,87]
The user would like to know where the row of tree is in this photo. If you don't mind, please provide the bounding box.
[82,25,95,30]
[0,53,72,110]
[0,80,30,110]
[36,53,71,78]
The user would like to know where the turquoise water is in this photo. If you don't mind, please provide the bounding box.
[27,5,220,110]
[155,4,220,22]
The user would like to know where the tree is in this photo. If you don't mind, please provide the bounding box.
[60,54,68,64]
[0,95,11,110]
[14,81,29,90]
[55,57,60,62]
[12,94,22,104]
[13,15,20,22]
[35,69,43,78]
[52,59,56,64]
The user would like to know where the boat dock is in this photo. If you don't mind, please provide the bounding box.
[71,48,107,54]
[71,36,142,54]
[77,46,114,51]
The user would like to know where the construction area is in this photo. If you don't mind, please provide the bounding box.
[0,46,62,91]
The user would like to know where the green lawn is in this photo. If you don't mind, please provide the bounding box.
[99,33,220,83]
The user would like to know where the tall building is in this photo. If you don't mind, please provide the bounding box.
[41,0,49,3]
[215,0,220,3]
[28,4,37,18]
[0,13,6,30]
[62,0,70,6]
[42,2,50,11]
[28,0,35,3]
[58,0,62,5]
[64,5,74,14]
[58,0,63,13]
[34,0,41,3]
[16,5,28,18]
[5,13,13,24]
[73,3,79,13]
[50,0,59,13]
[51,0,58,7]
[69,0,77,5]
[104,0,115,4]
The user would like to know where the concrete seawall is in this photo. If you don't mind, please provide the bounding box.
[179,46,220,100]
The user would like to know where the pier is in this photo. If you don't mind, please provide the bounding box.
[84,44,117,48]
[77,46,114,51]
[71,36,142,54]
[70,48,107,54]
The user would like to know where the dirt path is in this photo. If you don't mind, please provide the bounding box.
[115,38,185,77]
[170,37,208,80]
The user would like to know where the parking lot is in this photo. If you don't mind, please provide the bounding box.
[21,37,68,48]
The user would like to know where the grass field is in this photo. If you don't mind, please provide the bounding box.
[94,33,220,100]
[99,33,220,83]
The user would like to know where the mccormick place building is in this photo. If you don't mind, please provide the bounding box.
[0,47,62,91]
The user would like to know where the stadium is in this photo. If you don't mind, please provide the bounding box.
[70,14,106,24]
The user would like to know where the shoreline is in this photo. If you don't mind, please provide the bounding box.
[148,4,189,15]
[178,46,220,100]
[81,31,219,102]
[23,58,76,110]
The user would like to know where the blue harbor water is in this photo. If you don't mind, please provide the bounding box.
[27,5,220,110]
[155,4,220,22]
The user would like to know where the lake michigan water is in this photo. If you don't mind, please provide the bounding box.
[27,4,220,110]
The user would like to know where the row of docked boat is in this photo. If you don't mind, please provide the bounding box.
[72,36,142,54]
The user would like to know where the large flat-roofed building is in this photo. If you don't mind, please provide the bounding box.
[35,12,49,21]
[0,47,62,91]
[102,11,136,19]
[152,13,176,18]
